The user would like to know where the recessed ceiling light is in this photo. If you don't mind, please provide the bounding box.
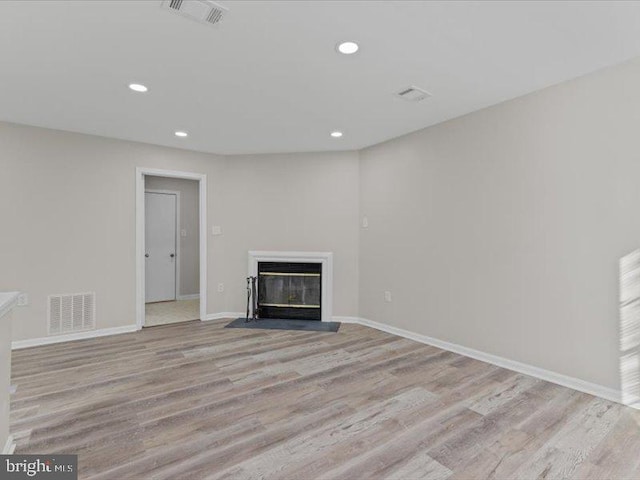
[336,41,359,55]
[128,83,148,93]
[330,131,343,138]
[175,131,188,137]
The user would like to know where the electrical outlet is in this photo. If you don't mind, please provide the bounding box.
[217,283,224,293]
[362,216,369,228]
[17,293,28,306]
[181,229,187,237]
[384,291,392,302]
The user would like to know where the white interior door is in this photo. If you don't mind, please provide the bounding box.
[145,192,177,303]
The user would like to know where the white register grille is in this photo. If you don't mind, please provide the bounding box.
[48,292,95,335]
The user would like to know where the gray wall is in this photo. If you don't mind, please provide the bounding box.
[359,57,640,390]
[145,176,200,297]
[0,123,360,340]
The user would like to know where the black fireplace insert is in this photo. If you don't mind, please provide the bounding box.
[257,262,321,320]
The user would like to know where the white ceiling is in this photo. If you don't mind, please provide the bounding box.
[2,1,640,155]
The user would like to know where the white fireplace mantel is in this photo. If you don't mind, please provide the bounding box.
[248,251,333,321]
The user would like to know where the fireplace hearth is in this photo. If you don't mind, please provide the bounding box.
[257,262,321,320]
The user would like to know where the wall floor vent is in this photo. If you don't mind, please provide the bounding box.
[48,292,95,335]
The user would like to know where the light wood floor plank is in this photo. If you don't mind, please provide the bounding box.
[10,319,640,479]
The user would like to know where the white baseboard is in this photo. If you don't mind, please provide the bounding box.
[2,434,15,454]
[332,316,361,324]
[177,294,200,301]
[202,312,243,321]
[11,325,138,350]
[343,316,622,405]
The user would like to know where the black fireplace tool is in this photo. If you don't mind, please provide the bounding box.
[245,276,258,322]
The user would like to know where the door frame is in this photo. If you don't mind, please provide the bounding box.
[136,167,207,329]
[144,189,181,302]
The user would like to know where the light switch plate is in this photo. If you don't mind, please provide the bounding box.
[212,225,222,235]
[384,291,392,302]
[181,229,187,237]
[362,216,369,228]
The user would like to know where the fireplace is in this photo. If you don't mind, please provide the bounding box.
[248,251,333,321]
[257,262,321,320]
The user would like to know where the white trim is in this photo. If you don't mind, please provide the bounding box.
[332,316,361,324]
[248,251,333,321]
[203,312,244,321]
[2,434,15,454]
[343,317,623,405]
[136,167,207,329]
[145,189,181,301]
[11,324,138,350]
[177,294,200,301]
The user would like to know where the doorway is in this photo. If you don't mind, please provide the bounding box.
[136,168,207,329]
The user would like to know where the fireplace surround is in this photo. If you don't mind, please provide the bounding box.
[248,251,333,321]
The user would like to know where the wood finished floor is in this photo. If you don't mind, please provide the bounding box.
[10,320,640,480]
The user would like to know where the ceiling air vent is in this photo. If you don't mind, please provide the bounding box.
[395,86,432,103]
[162,0,228,26]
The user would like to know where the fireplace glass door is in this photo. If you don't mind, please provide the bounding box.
[257,262,321,320]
